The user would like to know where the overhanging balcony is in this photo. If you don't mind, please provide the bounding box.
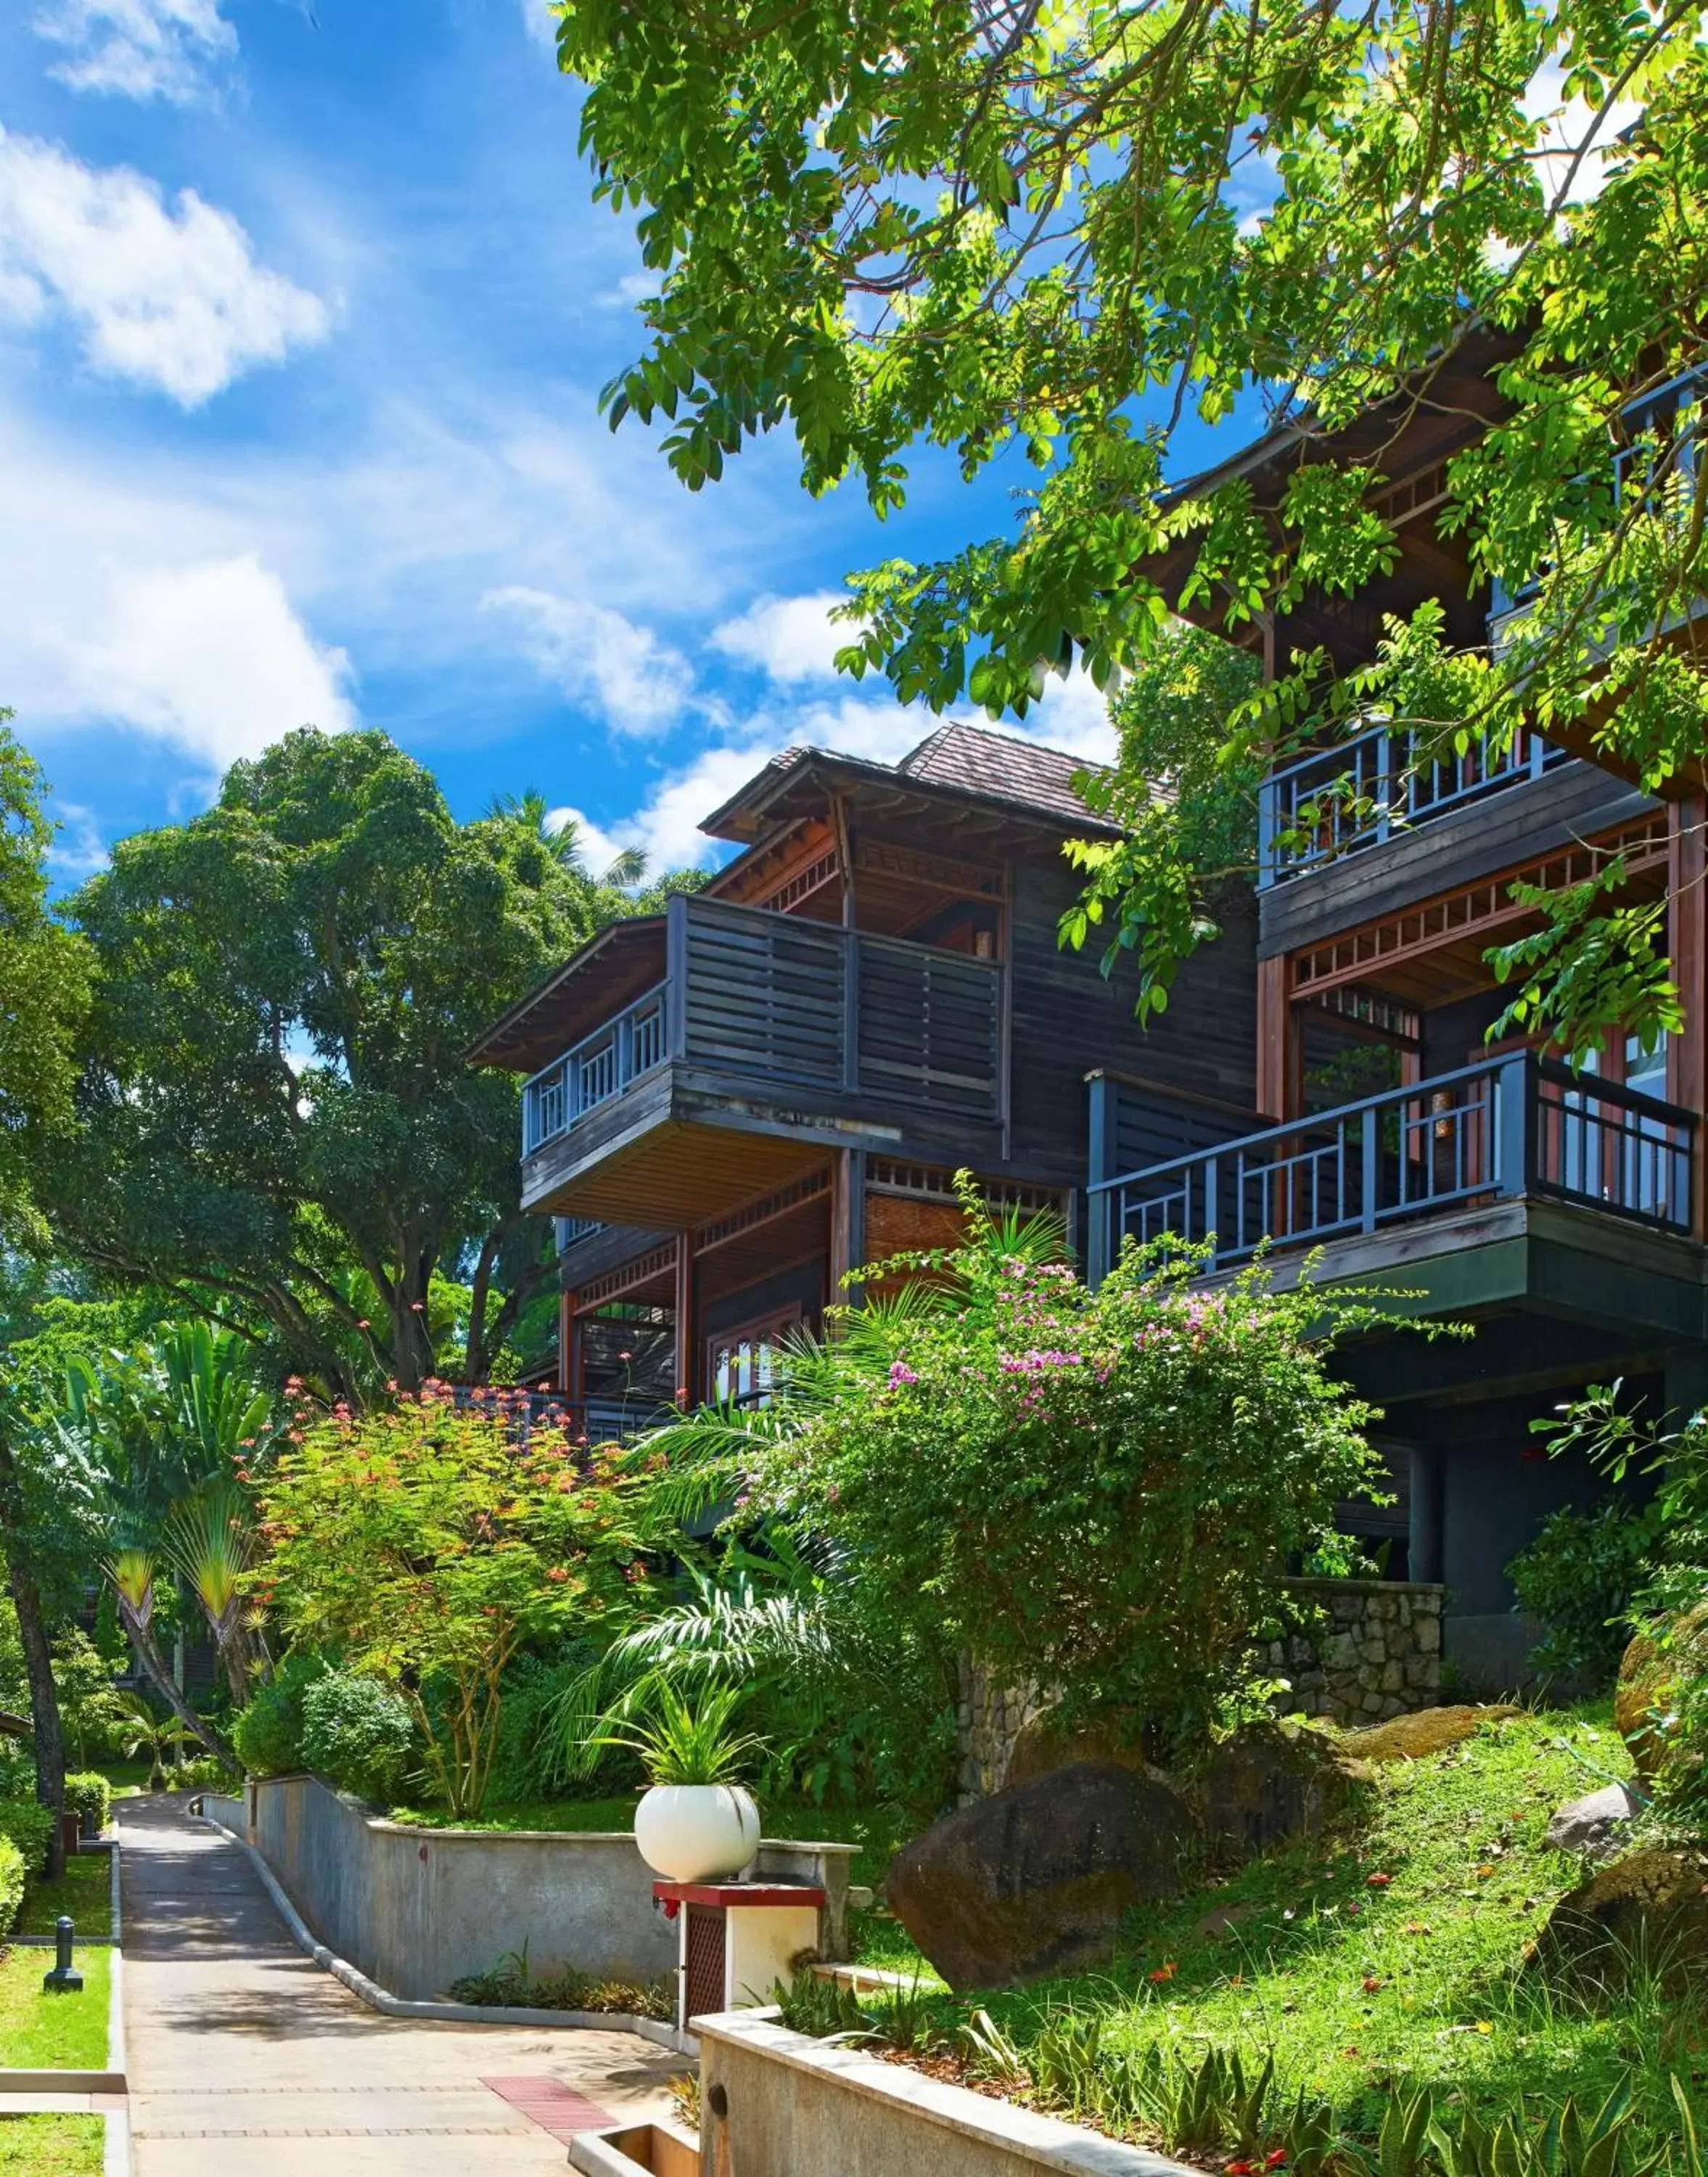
[517,894,1006,1223]
[1087,1052,1696,1285]
[1257,725,1570,889]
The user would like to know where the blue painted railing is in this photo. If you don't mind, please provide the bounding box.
[1256,725,1568,888]
[1087,1052,1694,1282]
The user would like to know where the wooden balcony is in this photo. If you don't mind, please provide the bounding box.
[519,894,1006,1224]
[1088,1052,1698,1287]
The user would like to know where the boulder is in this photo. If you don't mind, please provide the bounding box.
[1339,1704,1520,1763]
[1528,1845,1708,1999]
[1202,1721,1373,1863]
[885,1760,1201,1991]
[1545,1782,1642,1858]
[1615,1606,1708,1789]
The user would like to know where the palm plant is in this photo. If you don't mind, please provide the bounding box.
[115,1694,194,1793]
[163,1483,260,1705]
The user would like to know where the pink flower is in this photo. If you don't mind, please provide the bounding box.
[888,1361,920,1387]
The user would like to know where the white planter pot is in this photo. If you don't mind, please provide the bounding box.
[634,1783,760,1883]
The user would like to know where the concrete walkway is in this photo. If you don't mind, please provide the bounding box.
[118,1795,682,2175]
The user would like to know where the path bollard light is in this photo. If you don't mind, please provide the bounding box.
[42,1915,83,1994]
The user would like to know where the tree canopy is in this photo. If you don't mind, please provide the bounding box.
[49,727,660,1395]
[0,717,92,1245]
[557,0,1708,1039]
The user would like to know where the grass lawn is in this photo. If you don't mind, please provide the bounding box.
[16,1855,112,1939]
[828,1705,1705,2164]
[387,1795,916,1889]
[92,1760,149,1800]
[0,2116,102,2173]
[0,1946,110,2070]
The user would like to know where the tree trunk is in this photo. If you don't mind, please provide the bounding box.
[0,1429,66,1877]
[119,1600,237,1770]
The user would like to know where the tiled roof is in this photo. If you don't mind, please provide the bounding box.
[898,721,1104,826]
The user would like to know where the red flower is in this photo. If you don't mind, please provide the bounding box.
[1148,1961,1177,1983]
[545,1566,570,1583]
[1265,2152,1289,2170]
[1362,1976,1383,1994]
[1366,1872,1392,1888]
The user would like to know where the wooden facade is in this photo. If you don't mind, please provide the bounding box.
[470,722,1257,1420]
[1091,337,1708,1691]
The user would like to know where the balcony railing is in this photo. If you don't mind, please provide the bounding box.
[1087,1052,1695,1280]
[522,894,1004,1159]
[1257,724,1569,888]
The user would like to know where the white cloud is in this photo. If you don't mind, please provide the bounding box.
[0,130,328,404]
[1524,62,1642,211]
[31,0,237,105]
[59,554,356,772]
[482,584,699,737]
[598,269,660,310]
[45,802,110,880]
[709,590,848,683]
[517,0,559,53]
[1015,664,1119,766]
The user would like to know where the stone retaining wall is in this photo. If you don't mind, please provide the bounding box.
[1260,1578,1445,1723]
[958,1580,1447,1795]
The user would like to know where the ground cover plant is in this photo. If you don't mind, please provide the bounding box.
[15,1854,110,1940]
[0,1946,109,2069]
[821,1708,1705,2167]
[445,1947,673,2021]
[0,2115,102,2176]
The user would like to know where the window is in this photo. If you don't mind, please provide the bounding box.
[705,1305,802,1409]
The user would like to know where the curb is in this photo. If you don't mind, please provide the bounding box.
[192,1808,697,2057]
[0,2069,125,2092]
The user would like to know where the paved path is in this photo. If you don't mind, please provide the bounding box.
[118,1795,681,2175]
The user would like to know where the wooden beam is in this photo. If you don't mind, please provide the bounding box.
[673,1231,696,1409]
[1255,955,1295,1120]
[557,1288,574,1395]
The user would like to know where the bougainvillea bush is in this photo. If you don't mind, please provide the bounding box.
[252,1387,654,1816]
[678,1181,1395,1762]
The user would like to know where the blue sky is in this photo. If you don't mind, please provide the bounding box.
[0,0,1212,885]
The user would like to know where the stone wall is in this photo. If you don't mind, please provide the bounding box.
[956,1658,1048,1803]
[1261,1578,1445,1724]
[958,1581,1447,1796]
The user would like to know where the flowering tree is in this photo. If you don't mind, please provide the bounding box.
[660,1182,1393,1760]
[253,1387,654,1815]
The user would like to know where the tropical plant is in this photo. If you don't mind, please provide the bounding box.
[1507,1499,1663,1686]
[551,0,1708,1051]
[231,1651,327,1779]
[298,1671,418,1804]
[643,1178,1392,1760]
[594,1679,765,1788]
[163,1483,262,1705]
[254,1387,654,1816]
[115,1694,194,1792]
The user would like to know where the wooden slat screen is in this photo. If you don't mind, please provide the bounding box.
[681,899,847,1087]
[855,935,1001,1120]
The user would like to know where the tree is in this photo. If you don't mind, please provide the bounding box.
[52,728,658,1395]
[0,722,94,1875]
[254,1385,654,1815]
[644,1184,1390,1760]
[554,0,1708,1042]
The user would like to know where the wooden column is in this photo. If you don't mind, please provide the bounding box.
[673,1231,696,1409]
[829,1151,866,1311]
[1670,792,1707,1235]
[557,1290,575,1395]
[1255,955,1298,1122]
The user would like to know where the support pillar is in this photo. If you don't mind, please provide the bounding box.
[1256,955,1297,1122]
[829,1150,866,1311]
[1408,1440,1445,1586]
[673,1231,696,1410]
[1669,792,1707,1235]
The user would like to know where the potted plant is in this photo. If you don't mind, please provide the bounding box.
[602,1681,764,1883]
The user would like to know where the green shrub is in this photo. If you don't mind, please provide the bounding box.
[0,1796,54,1874]
[1508,1499,1662,1684]
[176,1756,242,1795]
[0,1834,23,1933]
[300,1672,417,1804]
[446,1946,673,2020]
[231,1652,327,1778]
[62,1772,111,1831]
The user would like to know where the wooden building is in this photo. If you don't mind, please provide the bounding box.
[471,721,1257,1430]
[1088,337,1708,1689]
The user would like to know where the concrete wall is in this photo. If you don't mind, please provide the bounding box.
[250,1774,681,2000]
[697,2010,1191,2177]
[242,1776,855,2004]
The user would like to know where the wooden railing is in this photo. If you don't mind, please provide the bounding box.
[1087,1052,1696,1281]
[522,895,1004,1157]
[1257,725,1569,888]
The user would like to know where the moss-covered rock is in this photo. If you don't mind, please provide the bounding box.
[1527,1844,1708,1999]
[1339,1704,1520,1763]
[1202,1721,1373,1862]
[1614,1605,1708,1790]
[1004,1706,1149,1787]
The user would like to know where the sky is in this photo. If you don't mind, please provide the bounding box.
[0,0,1165,890]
